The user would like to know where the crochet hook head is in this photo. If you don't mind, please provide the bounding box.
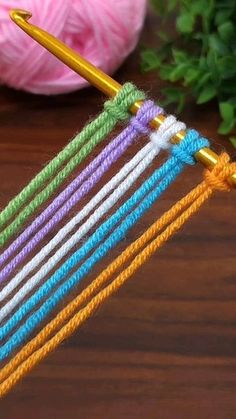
[9,9,121,98]
[10,9,236,187]
[10,9,32,24]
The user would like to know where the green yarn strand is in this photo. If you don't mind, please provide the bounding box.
[0,83,145,246]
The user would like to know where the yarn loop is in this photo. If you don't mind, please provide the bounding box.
[150,115,186,152]
[204,153,236,192]
[130,100,163,135]
[171,129,209,166]
[103,82,145,122]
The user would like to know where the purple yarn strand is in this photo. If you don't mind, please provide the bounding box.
[0,101,162,282]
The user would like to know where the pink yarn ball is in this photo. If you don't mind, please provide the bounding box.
[0,0,147,95]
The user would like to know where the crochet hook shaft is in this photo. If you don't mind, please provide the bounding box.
[10,9,236,187]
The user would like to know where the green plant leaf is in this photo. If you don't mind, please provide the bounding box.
[218,119,236,135]
[176,94,186,114]
[218,56,236,79]
[191,0,213,16]
[229,137,236,148]
[140,49,162,72]
[219,102,234,122]
[196,72,211,89]
[215,10,233,26]
[161,87,186,113]
[159,64,175,80]
[184,68,201,86]
[197,84,217,104]
[198,56,208,71]
[209,34,229,56]
[172,48,189,64]
[176,14,195,34]
[140,0,236,144]
[206,50,220,84]
[218,21,235,42]
[169,63,189,82]
[161,86,182,101]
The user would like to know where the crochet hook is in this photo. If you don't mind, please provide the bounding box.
[10,8,236,188]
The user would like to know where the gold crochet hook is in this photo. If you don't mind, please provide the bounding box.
[10,8,236,187]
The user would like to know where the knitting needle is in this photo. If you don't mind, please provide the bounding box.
[10,9,236,187]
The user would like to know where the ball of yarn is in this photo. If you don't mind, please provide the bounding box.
[0,0,147,95]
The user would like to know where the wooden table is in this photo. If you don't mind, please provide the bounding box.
[0,11,236,419]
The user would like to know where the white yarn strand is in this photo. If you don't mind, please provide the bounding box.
[0,116,186,323]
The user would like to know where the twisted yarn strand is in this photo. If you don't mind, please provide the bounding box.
[0,143,153,304]
[0,100,159,283]
[0,99,157,269]
[0,105,169,311]
[0,153,234,398]
[0,83,145,245]
[0,131,208,358]
[0,115,185,313]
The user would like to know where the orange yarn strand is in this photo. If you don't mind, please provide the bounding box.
[0,153,235,398]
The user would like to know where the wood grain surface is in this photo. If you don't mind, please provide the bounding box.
[0,11,235,419]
